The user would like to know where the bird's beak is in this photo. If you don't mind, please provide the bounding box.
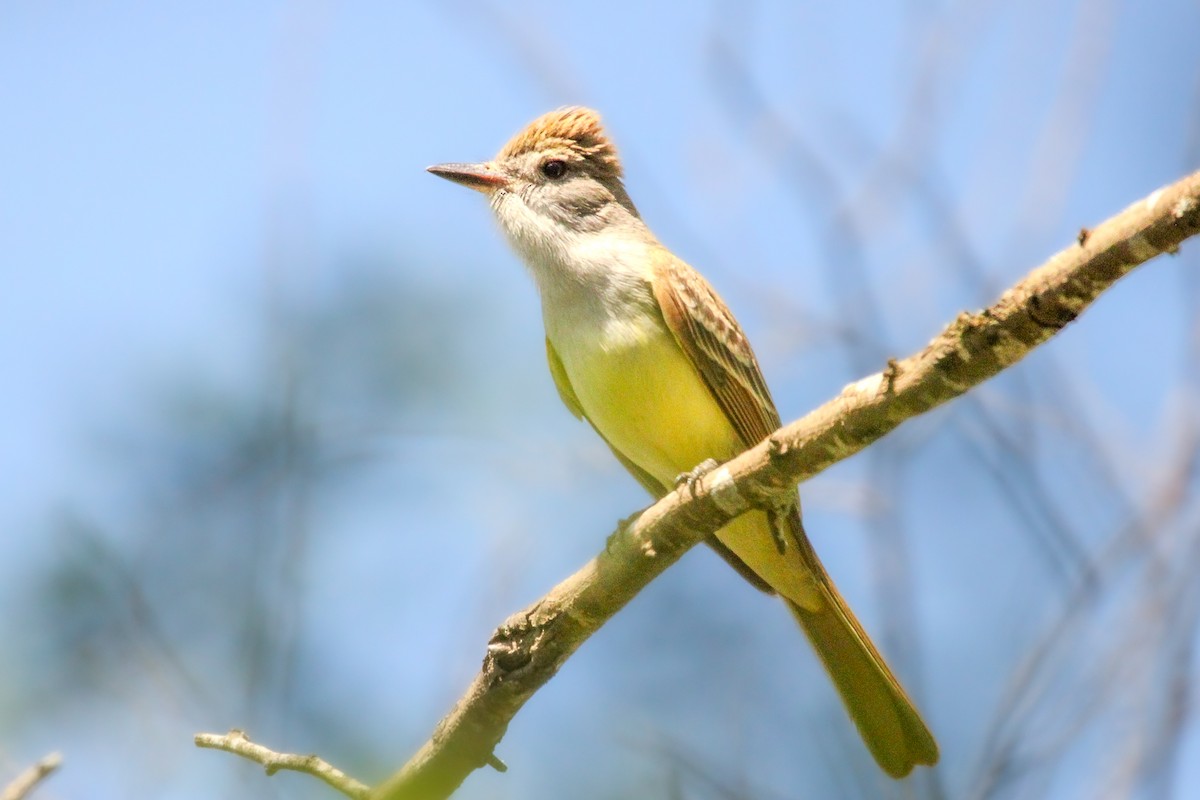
[426,161,509,193]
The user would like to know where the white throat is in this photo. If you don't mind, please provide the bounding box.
[491,190,661,351]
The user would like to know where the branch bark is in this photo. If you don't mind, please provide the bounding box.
[195,169,1200,799]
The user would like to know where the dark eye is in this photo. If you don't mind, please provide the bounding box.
[541,159,567,180]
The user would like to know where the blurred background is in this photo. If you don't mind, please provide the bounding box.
[3,2,1199,798]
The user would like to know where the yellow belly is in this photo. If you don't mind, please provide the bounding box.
[554,319,820,608]
[563,323,741,486]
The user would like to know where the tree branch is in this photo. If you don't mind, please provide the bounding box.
[1,753,62,800]
[372,171,1200,799]
[195,170,1200,799]
[194,730,369,799]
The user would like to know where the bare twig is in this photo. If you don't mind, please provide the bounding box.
[1,752,62,800]
[194,730,369,799]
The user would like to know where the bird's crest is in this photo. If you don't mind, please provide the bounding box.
[497,107,622,178]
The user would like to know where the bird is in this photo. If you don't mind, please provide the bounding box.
[427,106,938,778]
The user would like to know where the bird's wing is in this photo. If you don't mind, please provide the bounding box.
[651,253,940,776]
[544,335,586,421]
[650,250,783,449]
[650,249,803,587]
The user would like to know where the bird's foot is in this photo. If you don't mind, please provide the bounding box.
[674,458,720,498]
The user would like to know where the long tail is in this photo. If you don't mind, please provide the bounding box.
[788,534,938,777]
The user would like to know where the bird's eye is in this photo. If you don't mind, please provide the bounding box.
[540,159,567,180]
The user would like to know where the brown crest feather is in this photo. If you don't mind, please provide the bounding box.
[497,107,622,177]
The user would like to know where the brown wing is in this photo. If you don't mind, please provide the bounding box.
[649,250,802,588]
[546,335,774,594]
[650,250,782,450]
[650,256,939,775]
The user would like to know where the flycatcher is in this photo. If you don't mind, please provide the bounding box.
[428,107,937,777]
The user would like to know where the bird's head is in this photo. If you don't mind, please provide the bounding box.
[428,107,644,262]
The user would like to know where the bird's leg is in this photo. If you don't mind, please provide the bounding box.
[766,508,790,555]
[674,458,720,498]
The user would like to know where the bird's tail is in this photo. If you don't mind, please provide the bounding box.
[786,541,939,778]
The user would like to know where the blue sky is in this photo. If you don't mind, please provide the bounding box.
[2,2,1199,799]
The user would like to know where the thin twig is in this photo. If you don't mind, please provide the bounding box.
[194,730,369,799]
[1,752,62,800]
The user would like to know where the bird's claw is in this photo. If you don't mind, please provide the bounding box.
[675,458,720,498]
